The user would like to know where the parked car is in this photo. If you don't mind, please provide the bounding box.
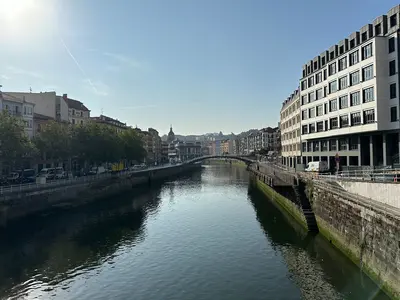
[55,167,68,179]
[88,166,106,175]
[304,161,329,173]
[37,168,56,180]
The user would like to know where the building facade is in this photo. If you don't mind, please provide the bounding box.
[62,94,90,125]
[90,115,128,133]
[280,89,301,167]
[300,5,400,168]
[0,92,35,138]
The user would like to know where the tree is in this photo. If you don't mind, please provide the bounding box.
[34,121,72,162]
[119,129,146,162]
[0,111,36,170]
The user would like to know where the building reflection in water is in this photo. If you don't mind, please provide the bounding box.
[247,184,391,300]
[0,184,163,299]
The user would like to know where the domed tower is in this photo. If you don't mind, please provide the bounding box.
[167,125,175,143]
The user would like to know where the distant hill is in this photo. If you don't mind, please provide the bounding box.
[161,129,260,142]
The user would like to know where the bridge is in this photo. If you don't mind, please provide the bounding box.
[185,155,256,165]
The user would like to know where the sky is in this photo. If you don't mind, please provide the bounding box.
[0,0,399,136]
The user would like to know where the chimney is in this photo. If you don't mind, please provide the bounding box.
[63,94,67,99]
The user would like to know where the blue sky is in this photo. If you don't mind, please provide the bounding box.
[0,0,398,135]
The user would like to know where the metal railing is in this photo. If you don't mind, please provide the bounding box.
[302,168,400,183]
[0,170,135,195]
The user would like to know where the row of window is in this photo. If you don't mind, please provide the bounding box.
[301,43,374,90]
[302,137,359,153]
[301,87,375,120]
[24,120,33,129]
[281,115,301,130]
[301,66,379,105]
[282,129,301,141]
[302,109,376,135]
[282,143,301,153]
[281,100,300,119]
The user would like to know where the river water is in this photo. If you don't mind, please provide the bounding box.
[0,164,392,300]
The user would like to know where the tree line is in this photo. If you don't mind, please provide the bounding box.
[0,111,146,170]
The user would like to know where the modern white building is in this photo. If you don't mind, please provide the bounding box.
[0,92,35,138]
[280,89,301,168]
[300,5,400,168]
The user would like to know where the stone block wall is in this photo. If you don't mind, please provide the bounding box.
[309,180,400,298]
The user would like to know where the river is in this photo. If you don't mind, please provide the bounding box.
[0,164,392,300]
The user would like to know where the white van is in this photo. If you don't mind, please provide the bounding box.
[305,161,329,173]
[88,166,106,175]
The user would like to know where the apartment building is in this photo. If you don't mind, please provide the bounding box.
[0,92,35,138]
[62,94,90,125]
[90,115,128,133]
[280,89,301,168]
[300,5,400,168]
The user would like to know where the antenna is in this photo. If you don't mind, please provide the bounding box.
[29,87,32,93]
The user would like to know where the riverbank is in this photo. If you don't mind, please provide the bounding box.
[0,163,201,226]
[203,159,246,167]
[250,174,399,299]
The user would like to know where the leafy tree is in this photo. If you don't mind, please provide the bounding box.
[34,121,72,161]
[119,129,146,162]
[0,110,36,169]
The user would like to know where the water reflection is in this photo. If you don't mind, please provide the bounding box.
[0,185,163,299]
[247,184,391,300]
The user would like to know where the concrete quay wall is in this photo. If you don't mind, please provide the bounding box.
[0,164,201,225]
[249,164,400,299]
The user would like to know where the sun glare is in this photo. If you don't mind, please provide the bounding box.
[0,0,35,21]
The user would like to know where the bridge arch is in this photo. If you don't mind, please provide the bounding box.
[185,155,255,165]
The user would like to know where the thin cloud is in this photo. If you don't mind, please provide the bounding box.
[60,37,101,95]
[122,104,158,110]
[83,79,109,96]
[1,74,10,80]
[7,66,43,79]
[103,52,149,71]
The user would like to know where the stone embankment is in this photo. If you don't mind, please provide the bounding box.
[249,162,400,299]
[0,164,201,225]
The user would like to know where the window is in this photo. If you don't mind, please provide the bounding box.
[329,99,338,111]
[317,121,324,132]
[302,143,307,152]
[339,139,347,151]
[350,91,360,106]
[339,95,348,109]
[72,109,75,116]
[375,23,381,35]
[390,14,397,27]
[362,65,374,81]
[349,136,358,150]
[363,87,374,103]
[302,125,308,134]
[321,140,328,151]
[308,91,315,103]
[322,57,326,66]
[339,76,348,89]
[351,112,361,126]
[350,50,359,66]
[362,43,373,60]
[329,81,337,93]
[339,45,344,55]
[330,139,337,151]
[313,141,320,151]
[301,109,308,120]
[350,71,359,86]
[301,80,307,90]
[324,103,328,114]
[340,115,349,127]
[389,37,395,53]
[363,109,375,124]
[309,123,316,133]
[350,39,355,49]
[338,57,347,71]
[390,83,397,99]
[328,62,336,76]
[307,142,312,152]
[24,106,27,115]
[301,95,307,105]
[323,69,327,80]
[309,107,315,118]
[330,117,338,129]
[361,32,367,42]
[316,105,323,116]
[391,106,398,122]
[72,119,75,124]
[389,60,396,76]
[330,51,334,60]
[308,76,314,87]
[316,88,323,100]
[316,72,322,84]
